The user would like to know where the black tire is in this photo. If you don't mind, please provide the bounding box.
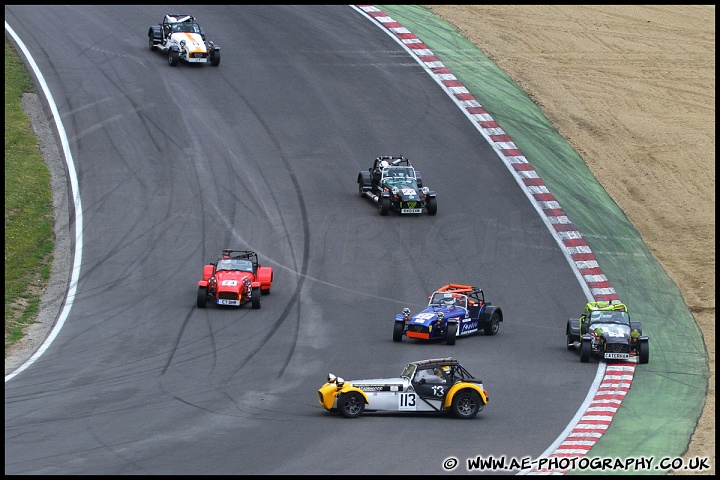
[148,33,156,51]
[379,196,390,216]
[251,287,261,309]
[210,50,220,66]
[638,340,649,364]
[451,390,481,419]
[338,392,365,418]
[483,311,500,335]
[580,339,591,363]
[197,287,207,308]
[358,178,366,197]
[393,322,404,342]
[168,49,179,67]
[567,333,574,350]
[426,196,437,216]
[446,323,457,345]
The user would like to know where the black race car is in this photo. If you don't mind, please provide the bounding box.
[357,156,437,216]
[566,301,649,364]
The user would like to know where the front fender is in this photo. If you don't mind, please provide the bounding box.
[318,383,370,410]
[443,383,488,409]
[202,264,215,281]
[256,266,273,288]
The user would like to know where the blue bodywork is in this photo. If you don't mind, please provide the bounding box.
[393,285,503,344]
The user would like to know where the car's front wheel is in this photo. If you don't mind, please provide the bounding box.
[638,339,649,364]
[580,339,591,362]
[338,392,365,418]
[197,287,208,308]
[210,49,221,66]
[483,311,500,335]
[451,390,481,419]
[168,49,179,67]
[426,196,437,215]
[446,322,457,345]
[251,287,261,309]
[393,322,404,342]
[148,34,156,51]
[379,196,390,216]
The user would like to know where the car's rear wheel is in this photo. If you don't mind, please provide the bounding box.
[379,196,390,216]
[426,196,437,215]
[148,34,156,51]
[251,287,261,309]
[168,49,179,67]
[210,49,221,66]
[338,392,365,418]
[446,323,457,345]
[197,287,207,308]
[393,322,404,342]
[580,339,591,362]
[483,311,500,335]
[567,333,574,350]
[451,390,481,419]
[638,340,649,364]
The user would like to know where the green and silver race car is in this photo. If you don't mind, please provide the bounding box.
[357,156,437,216]
[566,301,649,364]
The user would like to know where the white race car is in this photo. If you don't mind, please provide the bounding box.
[148,14,220,67]
[317,357,488,419]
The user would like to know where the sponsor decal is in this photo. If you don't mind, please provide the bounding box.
[460,320,479,334]
[360,385,386,392]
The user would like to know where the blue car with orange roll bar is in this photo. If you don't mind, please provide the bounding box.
[393,284,503,345]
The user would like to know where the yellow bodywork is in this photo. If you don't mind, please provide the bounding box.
[443,382,488,409]
[317,382,369,411]
[317,380,487,412]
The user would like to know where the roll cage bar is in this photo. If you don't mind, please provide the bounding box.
[432,284,485,305]
[406,357,477,381]
[218,249,259,271]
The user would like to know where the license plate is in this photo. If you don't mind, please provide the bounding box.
[400,208,423,214]
[217,299,240,306]
[605,352,630,359]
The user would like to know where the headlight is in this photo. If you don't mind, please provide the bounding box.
[421,186,430,194]
[391,186,399,195]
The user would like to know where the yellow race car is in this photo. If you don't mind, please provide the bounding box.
[317,357,488,419]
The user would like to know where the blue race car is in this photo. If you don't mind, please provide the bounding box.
[393,284,503,345]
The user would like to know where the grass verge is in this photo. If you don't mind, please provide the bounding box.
[4,35,54,354]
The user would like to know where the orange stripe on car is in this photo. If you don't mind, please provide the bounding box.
[407,332,429,339]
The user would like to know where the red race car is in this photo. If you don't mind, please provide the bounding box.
[197,249,273,309]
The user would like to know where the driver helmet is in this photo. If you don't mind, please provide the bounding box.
[380,160,389,169]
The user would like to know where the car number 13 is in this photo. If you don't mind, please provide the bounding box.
[399,393,417,410]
